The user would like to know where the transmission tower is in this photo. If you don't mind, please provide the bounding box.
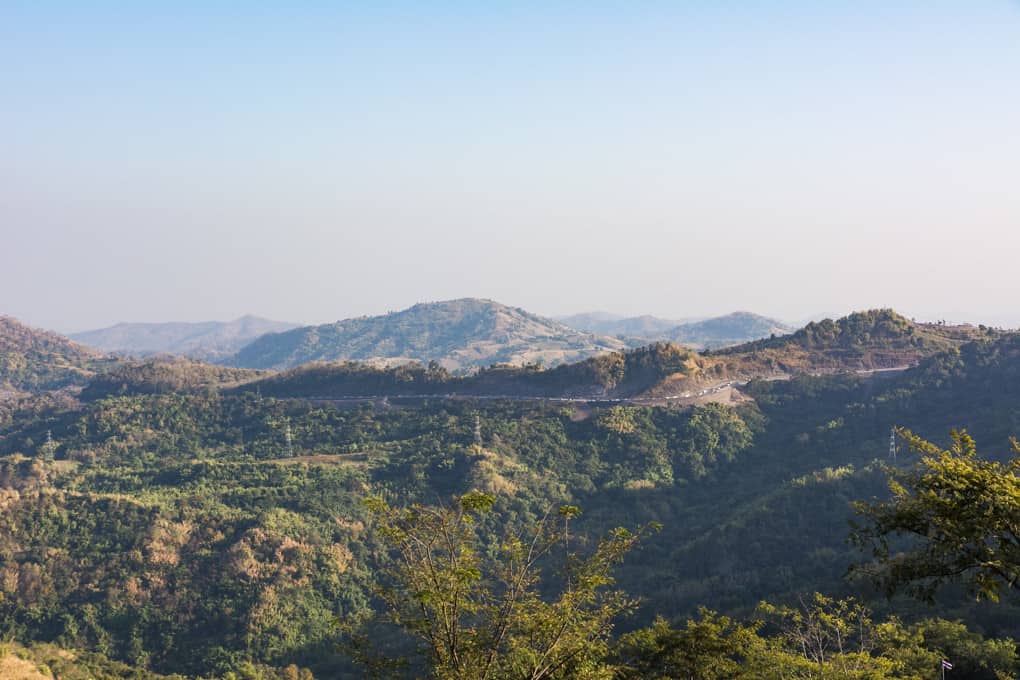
[888,427,897,462]
[473,414,483,448]
[43,430,55,461]
[285,421,294,457]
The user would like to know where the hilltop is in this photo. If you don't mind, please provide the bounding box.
[71,315,299,361]
[0,316,113,392]
[668,311,792,349]
[228,299,629,371]
[710,309,991,373]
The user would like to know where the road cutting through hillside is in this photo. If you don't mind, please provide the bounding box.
[295,365,913,409]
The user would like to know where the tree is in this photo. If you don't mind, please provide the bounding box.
[612,593,1011,679]
[613,610,764,680]
[852,429,1020,601]
[355,493,657,679]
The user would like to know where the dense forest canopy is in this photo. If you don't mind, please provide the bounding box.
[1,311,1020,677]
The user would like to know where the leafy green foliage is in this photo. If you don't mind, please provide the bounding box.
[358,494,656,679]
[616,594,1019,679]
[853,429,1020,602]
[2,322,1020,676]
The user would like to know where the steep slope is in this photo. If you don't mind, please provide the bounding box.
[71,315,299,361]
[229,299,629,371]
[0,316,111,392]
[667,311,792,349]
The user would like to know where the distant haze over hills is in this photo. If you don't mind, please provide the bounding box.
[229,299,629,371]
[557,311,792,349]
[555,313,694,339]
[70,316,299,361]
[668,312,793,349]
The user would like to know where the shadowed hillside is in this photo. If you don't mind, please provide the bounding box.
[80,356,269,400]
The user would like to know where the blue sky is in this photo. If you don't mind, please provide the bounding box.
[2,2,1019,330]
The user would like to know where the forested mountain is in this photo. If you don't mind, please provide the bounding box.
[0,316,113,392]
[71,315,299,361]
[2,324,1020,677]
[1,310,1018,678]
[229,299,629,371]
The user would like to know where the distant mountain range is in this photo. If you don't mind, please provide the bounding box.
[70,315,299,361]
[65,305,793,371]
[229,299,630,371]
[5,302,998,402]
[668,312,793,349]
[556,310,792,349]
[555,313,693,339]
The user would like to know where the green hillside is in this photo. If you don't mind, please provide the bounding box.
[0,316,114,392]
[1,328,1020,676]
[1,318,1020,676]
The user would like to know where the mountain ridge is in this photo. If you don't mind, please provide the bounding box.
[228,298,630,372]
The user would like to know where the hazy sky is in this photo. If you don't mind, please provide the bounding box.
[3,2,1019,332]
